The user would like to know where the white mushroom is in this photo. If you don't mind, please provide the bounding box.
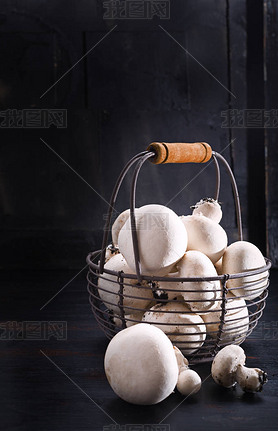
[202,294,249,344]
[142,299,206,355]
[118,204,188,276]
[180,214,227,264]
[104,323,179,405]
[112,209,138,247]
[211,345,267,392]
[159,251,221,312]
[191,198,222,223]
[174,347,202,396]
[222,241,269,300]
[98,253,153,314]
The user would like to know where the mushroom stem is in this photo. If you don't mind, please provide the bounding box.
[235,364,268,393]
[174,346,189,370]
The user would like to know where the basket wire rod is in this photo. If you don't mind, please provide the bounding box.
[117,271,127,329]
[87,281,114,336]
[212,154,221,201]
[130,152,156,283]
[213,151,243,241]
[99,151,150,274]
[213,273,229,355]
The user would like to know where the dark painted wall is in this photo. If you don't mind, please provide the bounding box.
[0,0,276,269]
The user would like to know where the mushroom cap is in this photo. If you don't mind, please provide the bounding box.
[222,241,268,300]
[112,209,138,247]
[98,253,153,314]
[142,299,206,355]
[104,323,179,405]
[177,369,202,396]
[202,294,249,343]
[180,215,227,264]
[118,204,188,276]
[192,198,222,223]
[160,251,221,312]
[211,345,246,388]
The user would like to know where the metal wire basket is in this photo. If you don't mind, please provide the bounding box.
[87,142,271,364]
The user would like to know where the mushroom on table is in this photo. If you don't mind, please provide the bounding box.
[211,345,267,392]
[104,323,179,405]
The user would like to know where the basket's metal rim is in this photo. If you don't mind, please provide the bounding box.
[90,266,269,296]
[87,250,271,282]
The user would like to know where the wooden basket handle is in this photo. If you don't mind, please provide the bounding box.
[147,142,212,164]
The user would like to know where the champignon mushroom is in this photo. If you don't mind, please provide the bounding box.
[211,345,267,392]
[180,214,227,264]
[191,197,222,223]
[159,251,221,312]
[104,323,179,404]
[222,241,269,300]
[174,347,202,396]
[142,299,206,355]
[118,204,188,276]
[98,253,153,314]
[202,293,249,344]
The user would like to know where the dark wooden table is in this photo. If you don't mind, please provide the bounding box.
[1,269,277,431]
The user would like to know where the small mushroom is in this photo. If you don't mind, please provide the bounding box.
[118,204,188,276]
[211,345,267,392]
[222,241,269,300]
[142,299,206,355]
[177,369,202,396]
[159,251,221,312]
[104,323,179,405]
[180,214,227,264]
[174,347,202,396]
[202,294,249,344]
[191,197,222,223]
[98,253,153,314]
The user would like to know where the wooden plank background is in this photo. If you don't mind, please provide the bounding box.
[0,0,276,269]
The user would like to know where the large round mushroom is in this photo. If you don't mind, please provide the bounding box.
[118,204,188,276]
[104,323,179,405]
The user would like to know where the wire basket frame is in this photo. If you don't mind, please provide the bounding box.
[86,148,271,364]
